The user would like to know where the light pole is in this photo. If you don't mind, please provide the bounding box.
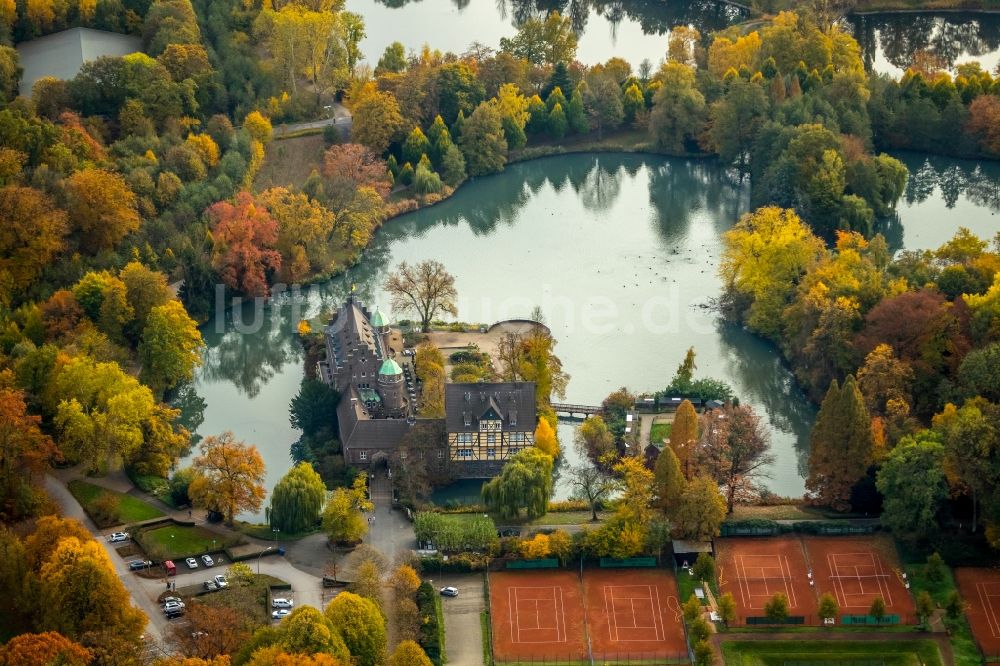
[257,546,273,575]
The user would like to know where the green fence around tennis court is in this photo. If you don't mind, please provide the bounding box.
[839,614,900,625]
[745,615,806,625]
[599,557,657,568]
[506,558,559,569]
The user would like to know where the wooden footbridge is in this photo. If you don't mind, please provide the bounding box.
[551,403,601,418]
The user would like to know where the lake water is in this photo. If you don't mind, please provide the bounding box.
[344,0,1000,75]
[179,152,1000,519]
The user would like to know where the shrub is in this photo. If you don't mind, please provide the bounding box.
[764,593,789,621]
[926,552,946,582]
[692,552,715,582]
[688,617,710,642]
[416,582,444,665]
[91,492,120,525]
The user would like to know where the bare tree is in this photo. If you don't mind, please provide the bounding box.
[384,260,458,332]
[694,404,774,513]
[568,463,616,521]
[496,331,524,380]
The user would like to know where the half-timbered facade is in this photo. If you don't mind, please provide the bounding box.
[444,383,536,473]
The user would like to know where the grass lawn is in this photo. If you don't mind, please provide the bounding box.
[233,521,318,541]
[196,573,286,626]
[254,134,326,190]
[68,479,164,528]
[649,422,672,445]
[729,505,873,521]
[676,561,720,607]
[446,509,603,527]
[721,640,944,666]
[138,524,238,560]
[904,560,981,666]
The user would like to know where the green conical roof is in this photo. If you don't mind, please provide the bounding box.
[371,307,388,328]
[379,358,403,376]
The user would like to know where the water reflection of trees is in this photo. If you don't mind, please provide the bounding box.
[375,0,747,35]
[647,159,748,243]
[198,297,302,398]
[900,153,1000,211]
[717,323,816,480]
[848,13,1000,72]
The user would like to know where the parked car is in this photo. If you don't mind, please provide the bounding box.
[213,574,228,589]
[128,560,152,571]
[201,554,214,567]
[107,532,129,543]
[165,609,185,619]
[162,596,182,605]
[272,609,291,620]
[163,601,185,612]
[271,598,294,609]
[185,557,198,569]
[203,580,219,591]
[440,587,459,597]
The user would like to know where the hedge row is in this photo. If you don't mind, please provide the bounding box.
[417,582,445,665]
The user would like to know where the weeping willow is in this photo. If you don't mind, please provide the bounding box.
[269,461,326,533]
[482,447,553,519]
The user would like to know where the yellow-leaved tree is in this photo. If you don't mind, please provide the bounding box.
[534,417,560,458]
[189,432,267,524]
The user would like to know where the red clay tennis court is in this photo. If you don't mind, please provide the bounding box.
[956,568,1000,656]
[805,536,915,618]
[490,568,687,663]
[582,568,687,660]
[716,536,818,623]
[490,570,588,662]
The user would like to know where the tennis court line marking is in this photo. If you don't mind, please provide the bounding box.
[604,584,665,642]
[508,585,566,644]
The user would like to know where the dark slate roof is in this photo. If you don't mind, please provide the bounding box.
[445,382,536,432]
[337,387,414,451]
[347,419,412,450]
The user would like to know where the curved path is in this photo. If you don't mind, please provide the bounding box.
[272,102,352,138]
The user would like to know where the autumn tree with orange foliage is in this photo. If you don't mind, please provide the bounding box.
[171,604,249,660]
[208,192,281,297]
[189,431,267,524]
[322,143,391,204]
[0,631,92,666]
[0,388,58,521]
[63,169,139,253]
[0,186,67,304]
[966,95,1000,157]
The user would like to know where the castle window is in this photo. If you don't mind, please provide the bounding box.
[457,433,473,445]
[487,433,497,446]
[487,448,496,458]
[458,449,473,458]
[512,432,525,443]
[359,450,368,461]
[399,451,407,460]
[437,450,443,458]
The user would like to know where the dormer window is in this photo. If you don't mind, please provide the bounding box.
[463,412,471,427]
[509,410,517,427]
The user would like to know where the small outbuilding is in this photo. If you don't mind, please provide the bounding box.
[671,539,714,569]
[15,27,142,96]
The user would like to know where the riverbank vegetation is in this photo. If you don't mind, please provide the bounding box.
[723,208,1000,540]
[1,0,1000,660]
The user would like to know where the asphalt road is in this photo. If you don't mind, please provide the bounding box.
[44,475,327,658]
[439,573,486,666]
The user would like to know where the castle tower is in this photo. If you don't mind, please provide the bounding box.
[371,306,391,356]
[377,358,406,416]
